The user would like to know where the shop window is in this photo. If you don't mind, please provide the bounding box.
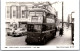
[6,22,10,28]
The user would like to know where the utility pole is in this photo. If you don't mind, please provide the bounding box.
[62,1,64,34]
[71,11,74,44]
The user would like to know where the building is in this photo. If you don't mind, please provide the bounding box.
[6,2,57,29]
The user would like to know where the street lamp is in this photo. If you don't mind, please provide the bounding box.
[71,12,75,23]
[71,11,75,44]
[62,2,64,35]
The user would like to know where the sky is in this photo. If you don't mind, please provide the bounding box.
[51,0,79,21]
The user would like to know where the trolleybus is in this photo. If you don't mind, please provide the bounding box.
[25,4,57,45]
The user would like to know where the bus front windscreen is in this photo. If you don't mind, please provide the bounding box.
[27,24,41,32]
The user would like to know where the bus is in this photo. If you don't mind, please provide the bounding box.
[25,5,57,45]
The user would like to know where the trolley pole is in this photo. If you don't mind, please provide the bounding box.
[62,1,64,34]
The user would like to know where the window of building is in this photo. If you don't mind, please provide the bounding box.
[22,10,26,18]
[21,6,27,18]
[13,10,16,17]
[12,6,17,18]
[6,6,10,18]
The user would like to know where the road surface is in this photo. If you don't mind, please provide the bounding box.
[6,27,73,46]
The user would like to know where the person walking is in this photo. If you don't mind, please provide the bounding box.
[59,28,63,36]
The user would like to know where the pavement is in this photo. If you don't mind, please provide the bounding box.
[46,27,72,45]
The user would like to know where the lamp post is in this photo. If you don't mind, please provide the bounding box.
[62,2,63,35]
[71,11,75,44]
[71,12,75,22]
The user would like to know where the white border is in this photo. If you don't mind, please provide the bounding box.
[1,0,79,50]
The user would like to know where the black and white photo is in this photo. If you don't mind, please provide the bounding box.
[1,0,79,50]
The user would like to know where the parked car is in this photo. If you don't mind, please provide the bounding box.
[20,28,27,35]
[12,28,27,37]
[6,28,14,36]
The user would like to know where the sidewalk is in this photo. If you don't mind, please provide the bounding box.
[46,27,72,45]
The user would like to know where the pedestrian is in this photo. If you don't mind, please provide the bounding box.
[54,27,57,36]
[59,28,63,36]
[55,27,57,32]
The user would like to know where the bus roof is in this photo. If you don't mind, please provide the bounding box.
[28,8,50,13]
[24,8,56,16]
